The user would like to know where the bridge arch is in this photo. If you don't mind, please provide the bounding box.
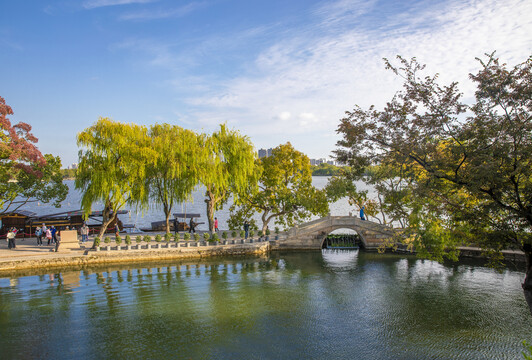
[320,228,363,249]
[282,216,395,250]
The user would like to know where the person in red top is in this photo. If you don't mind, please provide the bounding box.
[214,217,219,232]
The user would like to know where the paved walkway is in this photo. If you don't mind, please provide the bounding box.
[0,237,92,263]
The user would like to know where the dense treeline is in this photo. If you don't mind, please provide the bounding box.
[311,163,347,176]
[60,169,76,179]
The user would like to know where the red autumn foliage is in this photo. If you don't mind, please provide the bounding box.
[0,96,46,177]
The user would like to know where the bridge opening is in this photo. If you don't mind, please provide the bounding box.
[322,231,363,249]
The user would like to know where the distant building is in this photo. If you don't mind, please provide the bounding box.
[69,163,78,170]
[310,158,336,166]
[258,148,273,159]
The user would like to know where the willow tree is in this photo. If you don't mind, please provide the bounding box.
[76,118,154,240]
[200,124,257,232]
[144,124,202,233]
[229,143,329,234]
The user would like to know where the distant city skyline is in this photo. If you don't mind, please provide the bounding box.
[2,0,531,167]
[257,147,338,166]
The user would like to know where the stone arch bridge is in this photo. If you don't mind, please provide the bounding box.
[278,216,397,250]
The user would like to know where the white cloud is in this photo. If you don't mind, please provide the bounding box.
[119,0,532,158]
[119,2,207,21]
[83,0,156,10]
[191,0,531,156]
[279,112,291,120]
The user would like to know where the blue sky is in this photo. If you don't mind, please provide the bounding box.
[1,0,531,167]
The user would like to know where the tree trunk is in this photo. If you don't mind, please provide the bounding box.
[261,211,270,235]
[94,202,115,249]
[522,244,532,316]
[164,203,171,234]
[205,191,215,233]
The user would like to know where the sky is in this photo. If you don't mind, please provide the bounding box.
[1,0,531,167]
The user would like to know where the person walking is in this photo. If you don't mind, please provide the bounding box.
[51,226,58,244]
[244,221,249,239]
[80,223,89,243]
[214,217,219,232]
[173,217,179,236]
[55,229,61,252]
[46,227,52,245]
[7,228,16,249]
[189,218,196,233]
[36,226,43,246]
[114,223,120,237]
[360,206,366,221]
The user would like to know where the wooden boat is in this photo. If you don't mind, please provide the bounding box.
[140,213,204,232]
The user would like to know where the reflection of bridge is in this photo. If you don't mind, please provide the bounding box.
[279,216,396,250]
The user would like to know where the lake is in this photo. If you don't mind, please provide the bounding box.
[22,177,363,231]
[0,250,530,359]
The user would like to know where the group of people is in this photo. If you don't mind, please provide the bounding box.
[34,224,63,252]
[34,224,57,246]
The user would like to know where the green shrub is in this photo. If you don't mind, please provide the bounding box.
[125,235,131,245]
[194,233,200,241]
[249,230,255,238]
[203,232,210,241]
[212,233,219,242]
[165,233,172,242]
[184,232,190,241]
[240,230,245,238]
[94,237,101,247]
[104,236,111,244]
[143,235,152,243]
[115,235,122,245]
[265,228,270,236]
[155,234,162,242]
[135,235,142,243]
[231,231,237,238]
[173,233,180,242]
[274,227,279,234]
[222,231,228,240]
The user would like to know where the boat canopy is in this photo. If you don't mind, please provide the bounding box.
[31,209,129,219]
[173,213,201,219]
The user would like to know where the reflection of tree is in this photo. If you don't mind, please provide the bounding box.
[0,271,77,359]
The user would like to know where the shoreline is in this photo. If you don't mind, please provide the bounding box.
[0,238,526,275]
[0,240,270,274]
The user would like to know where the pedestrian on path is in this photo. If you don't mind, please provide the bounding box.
[51,226,58,244]
[55,230,61,252]
[173,217,179,236]
[36,226,43,246]
[214,217,219,232]
[80,223,89,243]
[189,218,196,233]
[7,228,16,249]
[360,206,366,221]
[46,228,52,245]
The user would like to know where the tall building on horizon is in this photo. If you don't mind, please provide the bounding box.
[258,148,273,159]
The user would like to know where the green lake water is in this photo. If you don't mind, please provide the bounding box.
[0,250,531,359]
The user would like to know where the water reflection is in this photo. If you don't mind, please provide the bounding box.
[0,252,530,359]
